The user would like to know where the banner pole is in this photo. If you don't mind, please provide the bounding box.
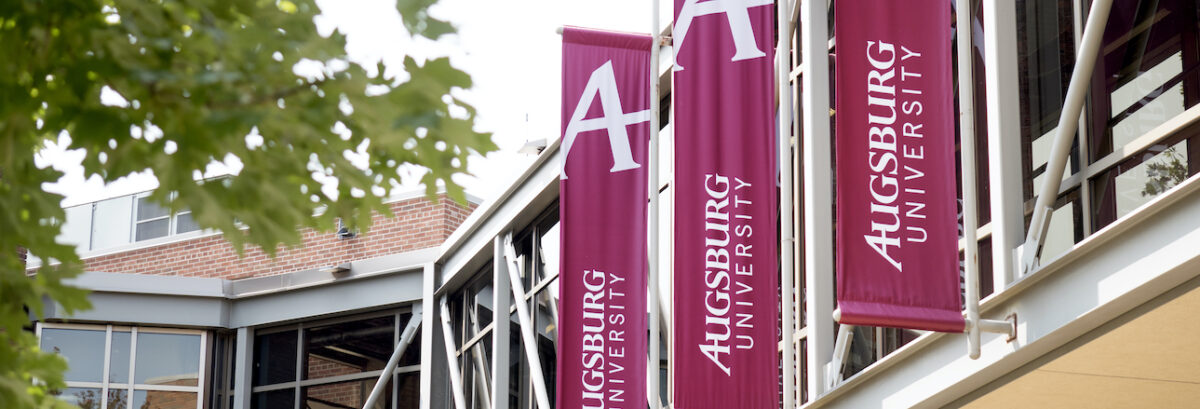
[954,0,984,360]
[648,0,662,407]
[776,0,796,407]
[957,0,1019,355]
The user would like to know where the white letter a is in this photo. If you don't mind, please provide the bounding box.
[561,61,651,180]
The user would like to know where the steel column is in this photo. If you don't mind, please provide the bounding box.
[502,235,552,409]
[492,237,512,409]
[982,0,1025,292]
[800,0,836,399]
[439,298,469,409]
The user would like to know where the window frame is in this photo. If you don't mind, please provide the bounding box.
[132,193,201,242]
[249,308,420,409]
[37,322,208,409]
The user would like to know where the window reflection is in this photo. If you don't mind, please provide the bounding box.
[135,332,201,386]
[111,331,131,384]
[42,325,206,408]
[133,389,197,409]
[303,316,395,380]
[1090,0,1200,159]
[41,329,106,383]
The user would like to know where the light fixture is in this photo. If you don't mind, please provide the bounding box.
[320,263,352,276]
[518,139,548,155]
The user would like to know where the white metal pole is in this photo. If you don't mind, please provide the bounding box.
[439,299,469,409]
[1019,0,1113,276]
[363,310,423,409]
[777,0,796,407]
[492,238,512,409]
[800,0,835,399]
[503,236,553,409]
[469,310,493,409]
[954,0,985,360]
[648,2,662,408]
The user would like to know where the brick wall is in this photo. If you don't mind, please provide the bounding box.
[81,196,474,280]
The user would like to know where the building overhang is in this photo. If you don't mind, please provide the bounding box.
[42,248,437,330]
[807,169,1200,408]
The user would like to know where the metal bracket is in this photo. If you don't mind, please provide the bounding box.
[825,324,854,391]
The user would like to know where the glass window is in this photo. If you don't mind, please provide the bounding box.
[253,330,297,386]
[1017,0,1080,202]
[40,325,206,409]
[1092,135,1197,228]
[445,205,560,409]
[135,332,202,386]
[135,197,171,241]
[303,379,389,409]
[111,331,131,383]
[1089,0,1200,160]
[40,328,105,383]
[133,390,198,409]
[252,389,295,409]
[52,387,103,409]
[304,316,395,380]
[134,195,203,241]
[251,311,419,409]
[176,211,201,234]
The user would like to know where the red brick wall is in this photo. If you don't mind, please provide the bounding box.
[81,196,474,280]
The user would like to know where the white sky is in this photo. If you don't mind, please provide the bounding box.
[39,0,661,207]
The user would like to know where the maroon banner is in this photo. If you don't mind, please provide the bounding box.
[672,1,778,408]
[558,27,651,409]
[834,0,964,332]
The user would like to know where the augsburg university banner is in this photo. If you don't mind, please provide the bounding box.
[834,0,964,332]
[558,27,651,409]
[672,0,778,408]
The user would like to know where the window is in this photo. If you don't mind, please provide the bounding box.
[443,205,561,409]
[39,324,207,409]
[1088,0,1200,230]
[134,195,202,242]
[251,311,420,409]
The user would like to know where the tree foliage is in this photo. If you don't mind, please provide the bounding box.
[0,0,494,407]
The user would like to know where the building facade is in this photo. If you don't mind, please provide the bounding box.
[32,0,1200,408]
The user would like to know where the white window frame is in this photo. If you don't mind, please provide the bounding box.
[132,193,199,242]
[37,322,208,409]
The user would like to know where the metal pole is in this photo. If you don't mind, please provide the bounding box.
[648,1,662,407]
[1019,0,1113,276]
[503,235,553,409]
[777,0,796,407]
[363,309,423,409]
[439,299,469,409]
[800,0,835,399]
[469,309,493,409]
[492,238,512,409]
[954,0,985,360]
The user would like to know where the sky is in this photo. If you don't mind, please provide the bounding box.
[39,0,664,207]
